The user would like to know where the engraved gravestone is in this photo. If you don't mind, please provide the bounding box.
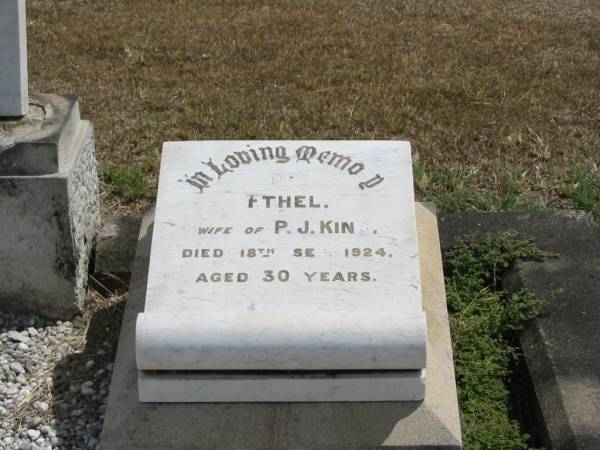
[136,140,427,402]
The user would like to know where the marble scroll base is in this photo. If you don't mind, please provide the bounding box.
[100,202,462,449]
[136,310,427,372]
[139,370,426,403]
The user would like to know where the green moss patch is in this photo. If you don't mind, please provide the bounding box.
[445,233,544,449]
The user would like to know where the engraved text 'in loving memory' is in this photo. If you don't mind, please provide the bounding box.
[183,145,385,193]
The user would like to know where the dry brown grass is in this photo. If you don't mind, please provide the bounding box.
[27,0,600,213]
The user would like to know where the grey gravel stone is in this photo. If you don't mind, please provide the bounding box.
[26,429,40,440]
[7,331,30,343]
[17,342,29,351]
[0,310,115,449]
[80,381,96,396]
[34,401,49,413]
[6,386,18,396]
[10,362,25,374]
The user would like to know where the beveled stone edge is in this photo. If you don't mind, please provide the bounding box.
[101,203,463,448]
[0,93,81,175]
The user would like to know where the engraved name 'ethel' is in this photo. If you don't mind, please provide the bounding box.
[248,195,323,209]
[183,145,384,193]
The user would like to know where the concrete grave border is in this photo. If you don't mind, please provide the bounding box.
[100,202,462,449]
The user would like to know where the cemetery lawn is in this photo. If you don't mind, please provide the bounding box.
[27,0,600,217]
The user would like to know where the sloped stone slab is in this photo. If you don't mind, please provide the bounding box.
[100,203,461,449]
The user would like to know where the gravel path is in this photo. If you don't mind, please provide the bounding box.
[0,298,121,450]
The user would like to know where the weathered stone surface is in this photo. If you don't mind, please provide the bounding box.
[438,210,600,450]
[93,215,141,292]
[0,0,28,116]
[100,203,462,449]
[0,93,81,175]
[0,95,101,319]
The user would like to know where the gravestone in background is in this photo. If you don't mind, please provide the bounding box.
[135,141,428,402]
[0,2,101,318]
[0,0,27,116]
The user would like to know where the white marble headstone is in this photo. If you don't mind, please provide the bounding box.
[136,141,427,401]
[0,0,28,116]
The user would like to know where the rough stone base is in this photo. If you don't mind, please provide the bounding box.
[100,203,462,449]
[0,94,101,319]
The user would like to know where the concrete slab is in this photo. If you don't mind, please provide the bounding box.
[438,210,600,450]
[100,202,461,449]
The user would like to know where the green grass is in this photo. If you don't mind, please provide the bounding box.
[445,233,545,449]
[414,162,542,212]
[413,143,600,221]
[102,165,154,203]
[560,150,600,221]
